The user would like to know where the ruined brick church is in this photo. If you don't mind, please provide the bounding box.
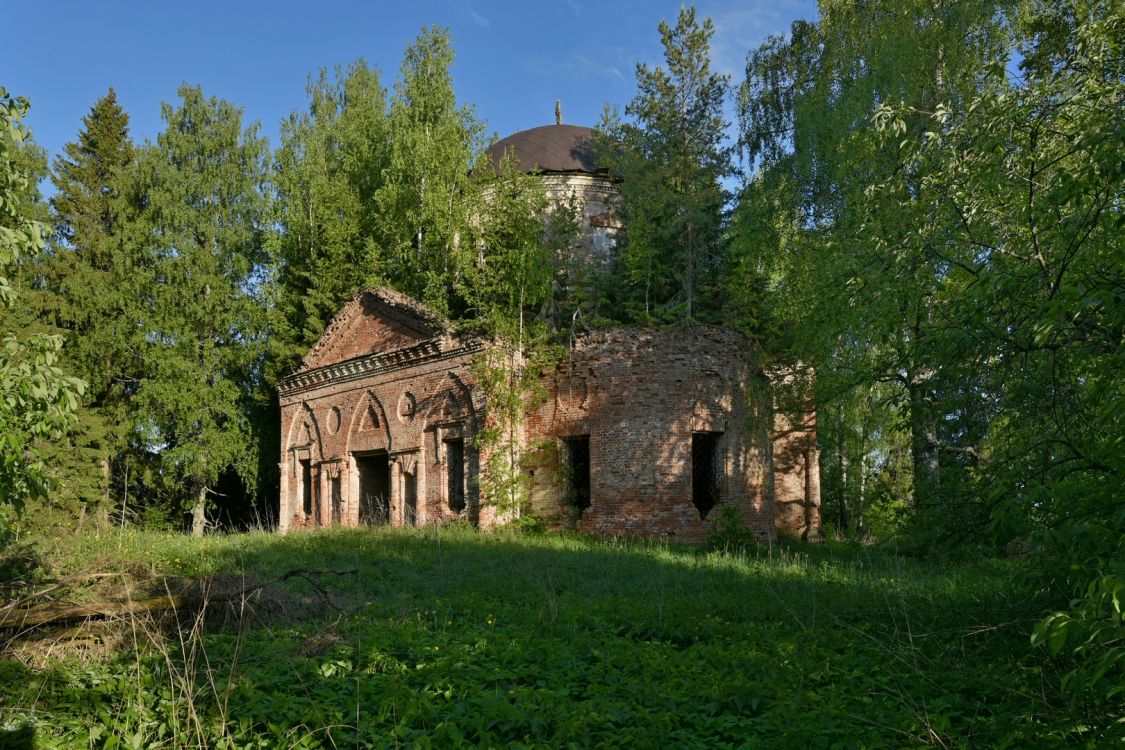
[278,119,821,543]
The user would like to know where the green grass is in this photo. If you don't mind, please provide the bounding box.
[0,527,1095,748]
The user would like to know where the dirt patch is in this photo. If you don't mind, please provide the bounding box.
[1,567,355,666]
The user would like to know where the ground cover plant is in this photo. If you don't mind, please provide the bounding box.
[3,4,1121,745]
[1,527,1109,749]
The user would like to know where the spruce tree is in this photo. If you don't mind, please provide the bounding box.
[133,85,270,536]
[600,6,734,324]
[45,89,138,513]
[51,89,133,267]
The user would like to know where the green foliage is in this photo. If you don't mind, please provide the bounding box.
[129,85,271,535]
[0,87,83,521]
[740,0,1123,716]
[705,505,761,553]
[270,61,390,376]
[738,0,1009,522]
[866,0,1124,708]
[598,6,734,324]
[457,157,561,334]
[468,339,560,520]
[458,156,574,518]
[817,381,912,540]
[1033,571,1125,707]
[4,528,1110,746]
[501,513,549,536]
[375,26,486,315]
[39,89,139,517]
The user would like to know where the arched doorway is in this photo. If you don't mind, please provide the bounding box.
[346,392,393,527]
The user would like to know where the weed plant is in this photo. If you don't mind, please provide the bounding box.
[0,527,1105,748]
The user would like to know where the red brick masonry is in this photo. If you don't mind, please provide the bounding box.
[278,288,820,542]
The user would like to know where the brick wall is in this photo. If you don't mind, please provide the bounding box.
[279,332,490,533]
[772,407,821,541]
[280,292,821,544]
[524,326,778,543]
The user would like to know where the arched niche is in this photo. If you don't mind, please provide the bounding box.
[346,391,392,454]
[692,368,730,427]
[423,373,478,431]
[285,402,325,462]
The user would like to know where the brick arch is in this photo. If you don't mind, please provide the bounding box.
[345,391,392,454]
[692,368,730,432]
[424,372,479,431]
[546,363,594,429]
[285,402,325,461]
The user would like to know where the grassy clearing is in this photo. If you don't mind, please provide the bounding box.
[0,527,1092,748]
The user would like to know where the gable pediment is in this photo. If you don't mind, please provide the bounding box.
[299,288,444,372]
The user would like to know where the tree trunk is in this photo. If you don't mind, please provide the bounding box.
[191,484,208,537]
[0,595,187,628]
[92,455,112,530]
[856,450,867,536]
[908,376,940,508]
[101,455,111,506]
[857,394,872,535]
[685,222,694,320]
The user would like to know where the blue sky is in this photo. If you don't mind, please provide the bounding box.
[5,1,816,173]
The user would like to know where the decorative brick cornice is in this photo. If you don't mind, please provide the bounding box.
[540,173,621,198]
[278,337,483,398]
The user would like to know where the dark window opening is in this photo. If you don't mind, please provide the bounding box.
[446,438,465,513]
[692,432,722,520]
[355,452,390,526]
[300,458,313,517]
[404,471,417,526]
[466,445,481,526]
[330,476,342,526]
[563,435,591,511]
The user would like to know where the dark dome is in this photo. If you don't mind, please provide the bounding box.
[486,124,600,174]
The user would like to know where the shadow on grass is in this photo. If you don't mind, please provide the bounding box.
[0,725,33,750]
[196,527,1027,631]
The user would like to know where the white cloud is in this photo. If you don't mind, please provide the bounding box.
[702,1,814,77]
[528,52,626,83]
[569,54,625,82]
[460,1,490,28]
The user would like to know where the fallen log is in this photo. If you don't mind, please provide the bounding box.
[0,595,186,629]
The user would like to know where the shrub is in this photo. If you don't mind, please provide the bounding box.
[706,505,759,553]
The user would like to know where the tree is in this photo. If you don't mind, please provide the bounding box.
[271,61,391,377]
[43,89,138,515]
[599,5,734,324]
[740,0,1122,726]
[868,0,1122,710]
[51,90,133,265]
[375,26,486,316]
[737,0,1008,518]
[0,87,82,521]
[131,85,270,536]
[458,157,566,516]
